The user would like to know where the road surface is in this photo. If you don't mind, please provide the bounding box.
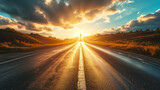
[0,42,160,90]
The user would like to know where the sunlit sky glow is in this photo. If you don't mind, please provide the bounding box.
[0,0,160,39]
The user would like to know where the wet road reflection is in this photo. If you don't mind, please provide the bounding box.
[86,43,160,79]
[0,42,160,89]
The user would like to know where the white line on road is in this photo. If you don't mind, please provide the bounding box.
[77,43,86,90]
[118,52,122,54]
[0,45,75,65]
[0,53,38,65]
[137,58,143,61]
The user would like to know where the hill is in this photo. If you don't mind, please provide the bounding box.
[85,30,160,43]
[0,28,41,44]
[0,28,76,53]
[84,29,160,58]
[0,28,63,45]
[29,33,62,44]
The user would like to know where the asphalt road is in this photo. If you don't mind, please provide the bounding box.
[0,42,160,90]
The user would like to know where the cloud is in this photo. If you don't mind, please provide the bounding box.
[0,15,54,32]
[106,6,118,12]
[0,15,24,29]
[0,15,15,25]
[137,11,140,15]
[127,0,134,3]
[101,9,160,34]
[0,0,126,30]
[128,9,160,29]
[84,9,103,21]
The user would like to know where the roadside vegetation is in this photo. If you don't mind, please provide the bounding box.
[0,28,77,53]
[84,28,160,58]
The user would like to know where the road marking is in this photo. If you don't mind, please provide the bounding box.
[77,44,86,90]
[118,52,122,54]
[137,58,143,61]
[0,53,38,65]
[0,45,75,65]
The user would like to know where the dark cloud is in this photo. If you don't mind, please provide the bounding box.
[0,15,11,25]
[0,0,47,24]
[0,15,18,25]
[0,0,125,30]
[0,15,23,29]
[0,15,54,31]
[84,9,101,20]
[24,23,37,31]
[102,9,160,34]
[127,9,160,30]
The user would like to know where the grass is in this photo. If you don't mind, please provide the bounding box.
[0,28,79,53]
[85,40,160,58]
[0,39,77,53]
[84,29,160,58]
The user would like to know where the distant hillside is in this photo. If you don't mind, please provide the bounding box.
[131,34,160,42]
[85,29,160,43]
[29,33,62,44]
[0,28,76,53]
[0,28,41,44]
[84,29,160,58]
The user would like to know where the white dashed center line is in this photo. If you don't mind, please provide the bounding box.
[77,43,86,90]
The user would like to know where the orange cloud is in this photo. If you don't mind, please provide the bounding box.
[0,0,126,31]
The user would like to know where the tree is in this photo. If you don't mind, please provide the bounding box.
[156,28,160,33]
[129,31,133,33]
[146,29,150,32]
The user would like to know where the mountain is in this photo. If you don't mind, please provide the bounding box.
[0,28,41,44]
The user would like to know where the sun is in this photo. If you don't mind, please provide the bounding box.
[78,32,86,42]
[79,33,84,38]
[78,31,88,37]
[72,28,90,39]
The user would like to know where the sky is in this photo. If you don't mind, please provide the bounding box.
[0,0,160,39]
